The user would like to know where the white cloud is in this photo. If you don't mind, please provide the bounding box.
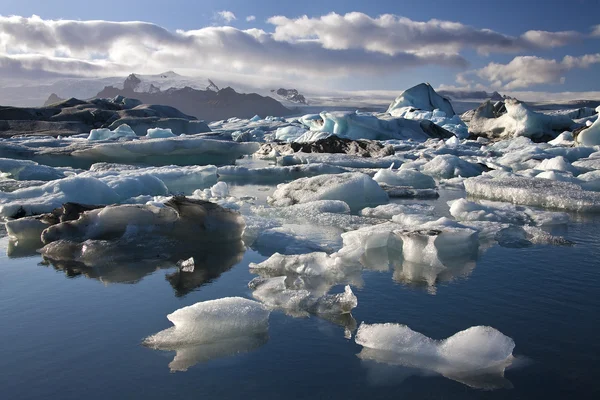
[246,15,256,22]
[267,12,584,56]
[0,15,467,80]
[216,11,237,23]
[592,24,600,37]
[457,54,600,90]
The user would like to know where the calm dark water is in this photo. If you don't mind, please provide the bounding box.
[1,195,600,399]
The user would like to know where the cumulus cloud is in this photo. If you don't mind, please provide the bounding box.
[216,11,237,23]
[246,15,256,22]
[0,13,597,86]
[457,54,600,89]
[0,15,467,80]
[592,24,600,37]
[267,12,584,56]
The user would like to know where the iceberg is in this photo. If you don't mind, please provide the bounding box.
[468,99,574,140]
[387,83,455,117]
[575,106,600,146]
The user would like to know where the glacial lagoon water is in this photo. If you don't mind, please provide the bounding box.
[1,184,599,400]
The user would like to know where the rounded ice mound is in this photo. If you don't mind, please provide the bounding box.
[421,155,483,179]
[355,323,515,371]
[387,83,455,117]
[268,172,389,212]
[373,168,436,189]
[146,127,176,139]
[143,297,270,347]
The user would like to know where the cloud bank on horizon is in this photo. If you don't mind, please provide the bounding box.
[0,12,599,96]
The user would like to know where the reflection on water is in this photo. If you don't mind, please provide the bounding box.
[149,332,269,372]
[358,348,514,390]
[36,240,246,294]
[358,242,478,294]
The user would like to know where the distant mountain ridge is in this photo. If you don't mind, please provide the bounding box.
[438,90,504,101]
[42,73,292,122]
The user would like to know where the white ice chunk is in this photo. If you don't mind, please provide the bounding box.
[144,297,269,347]
[143,297,269,371]
[575,106,600,146]
[421,155,483,179]
[359,203,435,220]
[356,323,515,386]
[373,168,436,189]
[274,126,308,142]
[268,173,389,212]
[146,128,176,139]
[210,181,229,198]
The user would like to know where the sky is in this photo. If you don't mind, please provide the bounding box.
[0,0,599,98]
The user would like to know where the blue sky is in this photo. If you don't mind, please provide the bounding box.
[1,0,599,96]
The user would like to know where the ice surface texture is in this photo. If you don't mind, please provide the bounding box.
[465,175,600,212]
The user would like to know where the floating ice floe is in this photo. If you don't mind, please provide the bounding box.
[143,297,270,371]
[297,111,453,142]
[0,165,218,218]
[0,157,76,181]
[146,127,176,139]
[217,164,349,183]
[420,154,483,179]
[11,198,245,268]
[464,174,600,211]
[87,124,137,140]
[0,135,260,168]
[249,277,357,317]
[267,172,389,212]
[449,198,570,226]
[373,167,436,189]
[359,203,435,220]
[356,323,515,389]
[276,153,403,169]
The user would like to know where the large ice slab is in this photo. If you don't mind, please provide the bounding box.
[464,175,600,212]
[356,322,515,389]
[449,198,569,226]
[0,165,218,218]
[268,172,389,212]
[0,158,75,181]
